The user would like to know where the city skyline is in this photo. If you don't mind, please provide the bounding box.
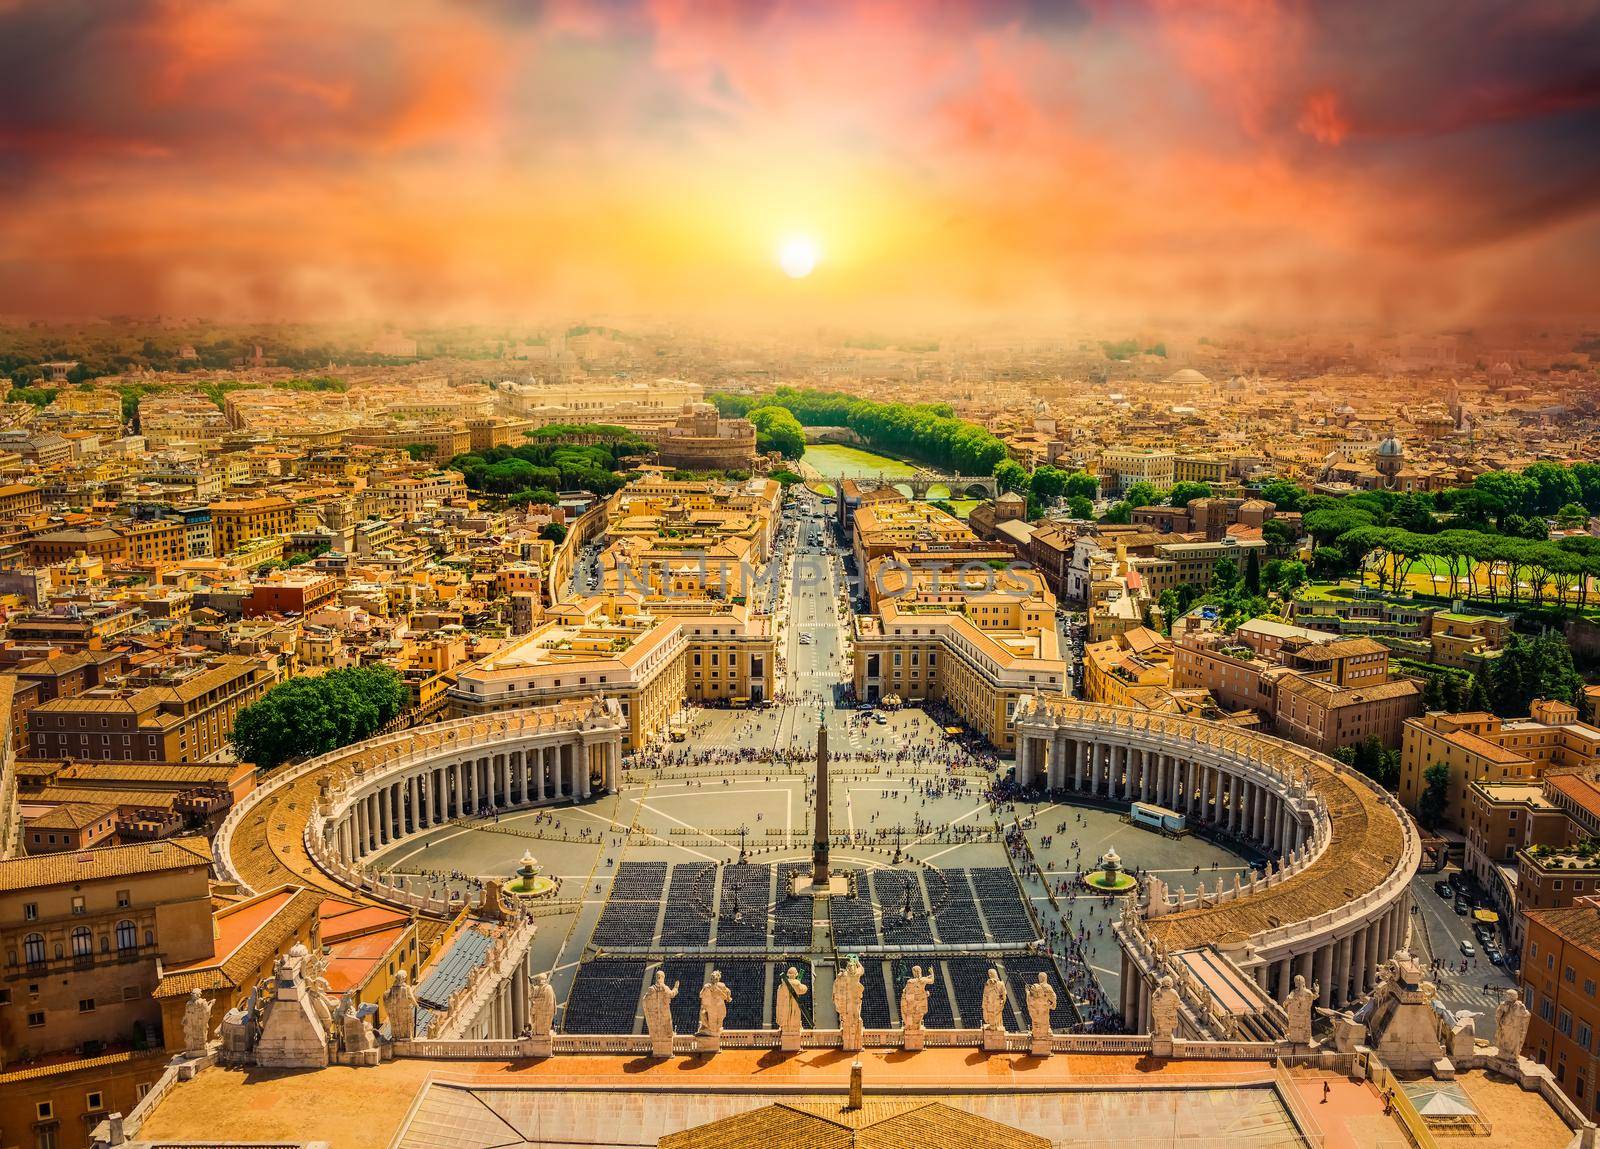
[1,1,1598,327]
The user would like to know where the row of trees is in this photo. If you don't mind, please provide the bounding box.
[709,387,1009,475]
[1336,527,1600,609]
[232,666,408,770]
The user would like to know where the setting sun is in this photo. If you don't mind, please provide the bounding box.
[777,235,820,279]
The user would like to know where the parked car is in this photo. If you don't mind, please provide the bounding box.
[1485,946,1505,967]
[1453,900,1470,916]
[1434,881,1454,899]
[1459,940,1476,958]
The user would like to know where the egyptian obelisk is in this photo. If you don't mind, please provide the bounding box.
[811,711,830,887]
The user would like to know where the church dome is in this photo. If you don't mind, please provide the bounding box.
[1163,368,1210,386]
[1376,437,1404,457]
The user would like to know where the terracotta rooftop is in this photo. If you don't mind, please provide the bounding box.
[0,834,210,892]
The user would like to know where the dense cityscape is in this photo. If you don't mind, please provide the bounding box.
[4,3,1600,1149]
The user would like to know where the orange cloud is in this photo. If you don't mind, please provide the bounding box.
[0,0,1595,328]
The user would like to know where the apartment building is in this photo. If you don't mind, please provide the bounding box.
[1399,701,1600,834]
[1098,448,1175,493]
[123,519,187,568]
[25,528,127,566]
[1173,626,1422,754]
[208,496,293,556]
[0,838,214,1145]
[26,655,277,763]
[1521,903,1600,1121]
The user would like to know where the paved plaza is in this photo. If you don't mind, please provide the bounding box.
[367,492,1259,1033]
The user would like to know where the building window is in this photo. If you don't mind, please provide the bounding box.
[72,927,92,957]
[116,920,137,950]
[23,933,45,965]
[28,1010,45,1027]
[71,895,85,914]
[86,1092,102,1112]
[23,901,37,920]
[79,998,95,1013]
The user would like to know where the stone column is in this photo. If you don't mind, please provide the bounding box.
[582,745,593,799]
[500,756,512,807]
[537,746,548,802]
[1275,957,1292,1002]
[1315,945,1333,1009]
[1074,740,1086,791]
[1331,935,1350,1008]
[355,798,367,856]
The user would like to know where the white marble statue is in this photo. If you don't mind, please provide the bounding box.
[1494,988,1531,1061]
[1025,973,1057,1045]
[981,968,1007,1032]
[1149,975,1180,1042]
[776,966,808,1039]
[834,955,866,1050]
[527,972,557,1040]
[642,970,680,1051]
[698,969,733,1037]
[182,988,213,1055]
[1285,974,1318,1046]
[383,970,418,1042]
[899,965,936,1033]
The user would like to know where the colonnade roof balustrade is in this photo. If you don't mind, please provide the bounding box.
[1014,697,1416,952]
[216,700,622,907]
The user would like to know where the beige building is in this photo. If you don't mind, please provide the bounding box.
[1400,701,1600,834]
[449,597,775,750]
[27,655,278,763]
[853,559,1065,750]
[0,837,214,1144]
[208,496,293,555]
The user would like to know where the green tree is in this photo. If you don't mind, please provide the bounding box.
[770,469,804,487]
[1243,548,1262,594]
[746,405,806,458]
[1062,471,1100,501]
[1100,500,1133,525]
[1211,556,1240,592]
[1262,559,1305,593]
[1262,518,1298,557]
[1258,479,1308,513]
[994,459,1029,494]
[1555,502,1590,530]
[539,522,568,544]
[1067,495,1094,520]
[1029,465,1067,501]
[1123,481,1163,508]
[1418,762,1451,830]
[1167,481,1212,507]
[403,443,437,461]
[1483,631,1582,715]
[232,666,407,770]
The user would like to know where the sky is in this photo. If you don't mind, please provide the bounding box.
[1,0,1598,330]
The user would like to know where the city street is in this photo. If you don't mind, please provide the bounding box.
[1407,866,1518,1016]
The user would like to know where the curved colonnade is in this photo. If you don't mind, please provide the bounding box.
[1013,696,1420,1036]
[216,699,626,916]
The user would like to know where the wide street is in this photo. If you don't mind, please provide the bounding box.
[1408,866,1519,1016]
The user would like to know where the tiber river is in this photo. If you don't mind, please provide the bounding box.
[800,443,981,519]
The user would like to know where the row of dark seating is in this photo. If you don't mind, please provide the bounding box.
[969,867,1036,942]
